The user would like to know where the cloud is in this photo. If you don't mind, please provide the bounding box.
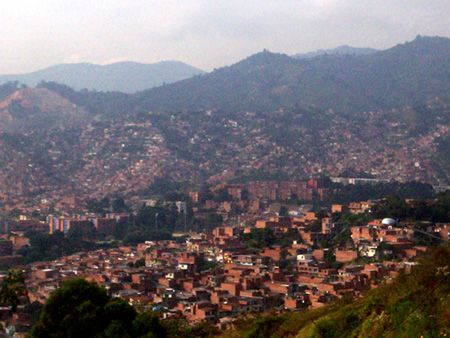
[0,0,449,73]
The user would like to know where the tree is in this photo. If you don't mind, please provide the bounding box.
[279,206,289,217]
[104,298,137,334]
[243,228,276,249]
[134,258,145,268]
[112,197,130,213]
[113,219,129,240]
[204,213,223,230]
[160,318,219,338]
[67,222,97,242]
[29,279,143,338]
[199,186,214,204]
[214,188,232,202]
[103,320,130,338]
[0,269,26,311]
[86,197,110,214]
[241,189,250,201]
[133,311,166,338]
[30,279,109,337]
[372,196,410,219]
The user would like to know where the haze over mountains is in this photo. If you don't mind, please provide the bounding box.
[133,35,450,113]
[0,35,448,201]
[292,45,378,59]
[0,61,205,93]
[2,36,448,109]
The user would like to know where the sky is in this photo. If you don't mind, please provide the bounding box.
[1,0,449,74]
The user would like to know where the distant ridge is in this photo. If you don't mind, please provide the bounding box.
[0,61,205,93]
[133,35,450,113]
[0,36,448,198]
[293,45,378,59]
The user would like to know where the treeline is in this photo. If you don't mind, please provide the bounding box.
[85,196,130,214]
[87,193,195,243]
[371,190,450,223]
[29,278,218,338]
[242,228,299,252]
[38,81,132,116]
[18,202,193,263]
[330,181,435,204]
[141,177,193,202]
[17,230,111,264]
[0,81,21,100]
[115,203,192,245]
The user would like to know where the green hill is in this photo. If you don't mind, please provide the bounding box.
[133,35,450,114]
[33,36,450,117]
[220,247,450,338]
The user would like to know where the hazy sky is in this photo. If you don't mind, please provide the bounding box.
[1,0,449,74]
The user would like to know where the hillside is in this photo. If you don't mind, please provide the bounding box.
[0,86,89,132]
[219,247,450,338]
[0,61,205,93]
[0,95,447,202]
[133,36,450,113]
[0,36,449,202]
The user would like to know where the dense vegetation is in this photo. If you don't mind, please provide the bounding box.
[0,81,21,100]
[329,181,435,204]
[371,190,450,222]
[38,81,132,116]
[30,278,218,338]
[24,36,450,117]
[17,230,112,264]
[0,269,26,311]
[219,246,450,338]
[30,278,164,338]
[242,228,299,251]
[133,36,450,114]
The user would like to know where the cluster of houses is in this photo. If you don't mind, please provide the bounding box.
[21,203,447,329]
[0,190,447,337]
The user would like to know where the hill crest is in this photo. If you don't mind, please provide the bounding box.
[0,87,89,132]
[133,35,450,113]
[0,61,205,93]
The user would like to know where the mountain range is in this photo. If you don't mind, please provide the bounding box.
[29,36,449,118]
[0,35,448,203]
[132,35,450,113]
[0,61,205,93]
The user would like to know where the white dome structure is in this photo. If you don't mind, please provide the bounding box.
[382,218,396,226]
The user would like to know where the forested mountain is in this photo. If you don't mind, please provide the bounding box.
[23,36,450,117]
[0,61,205,93]
[0,36,449,202]
[133,36,450,113]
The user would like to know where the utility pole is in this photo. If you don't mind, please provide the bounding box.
[155,212,159,231]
